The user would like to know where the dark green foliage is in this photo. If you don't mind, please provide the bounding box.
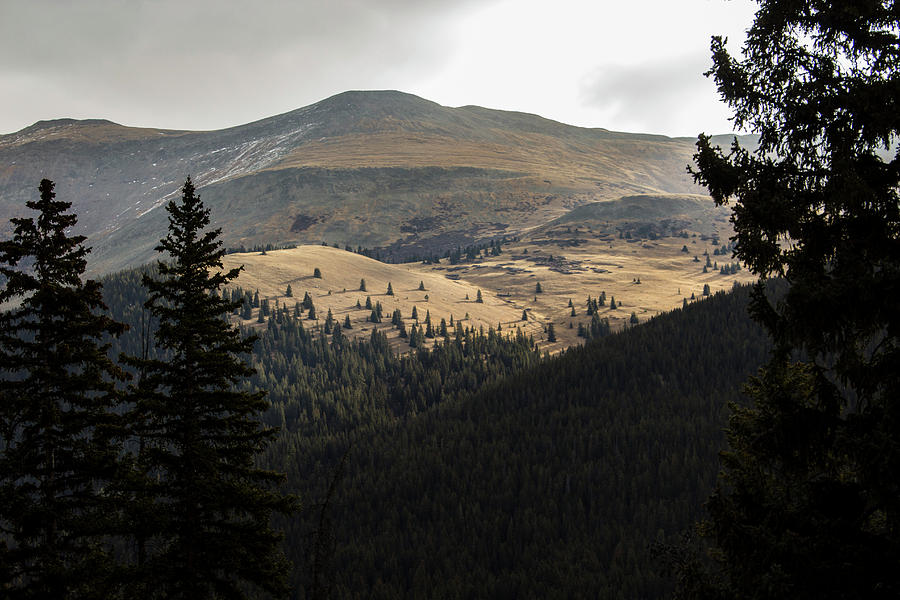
[100,259,770,598]
[343,314,352,329]
[313,267,322,278]
[702,284,710,297]
[359,278,366,292]
[365,296,372,310]
[630,311,639,325]
[285,284,293,297]
[535,282,543,293]
[682,2,900,598]
[386,282,393,296]
[578,313,611,341]
[418,280,426,291]
[255,286,768,599]
[475,289,483,303]
[124,177,296,599]
[547,322,557,342]
[522,309,528,321]
[0,179,126,597]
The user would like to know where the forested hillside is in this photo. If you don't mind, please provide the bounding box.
[101,267,770,599]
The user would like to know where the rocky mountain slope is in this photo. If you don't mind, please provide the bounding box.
[0,90,752,274]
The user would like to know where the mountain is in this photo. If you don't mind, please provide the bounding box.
[0,90,754,274]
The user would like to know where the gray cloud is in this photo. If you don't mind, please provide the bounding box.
[579,51,727,136]
[0,0,487,132]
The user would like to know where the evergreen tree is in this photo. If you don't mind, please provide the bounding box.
[547,323,557,343]
[522,310,528,321]
[535,282,543,294]
[386,282,394,296]
[343,314,352,329]
[285,284,293,297]
[476,290,483,303]
[313,267,322,278]
[418,281,426,291]
[0,179,126,597]
[359,279,366,292]
[679,2,900,598]
[126,177,296,599]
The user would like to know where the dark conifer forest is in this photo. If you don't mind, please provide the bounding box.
[100,262,771,598]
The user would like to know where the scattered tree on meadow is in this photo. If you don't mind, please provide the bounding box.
[359,278,366,292]
[386,282,394,296]
[313,267,322,278]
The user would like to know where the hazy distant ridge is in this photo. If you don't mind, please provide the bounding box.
[0,90,756,274]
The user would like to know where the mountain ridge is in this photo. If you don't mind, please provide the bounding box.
[0,90,755,274]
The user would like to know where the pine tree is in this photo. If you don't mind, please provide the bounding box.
[386,282,394,296]
[313,267,322,278]
[476,289,483,303]
[0,179,127,597]
[359,279,366,292]
[285,284,293,297]
[343,314,352,329]
[126,177,296,598]
[535,282,543,293]
[547,323,557,343]
[679,2,900,597]
[418,281,426,291]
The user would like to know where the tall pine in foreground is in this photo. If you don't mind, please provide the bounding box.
[677,1,900,598]
[0,179,126,598]
[127,177,296,599]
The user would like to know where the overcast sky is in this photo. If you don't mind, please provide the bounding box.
[1,0,757,137]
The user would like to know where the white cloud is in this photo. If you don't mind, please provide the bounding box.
[0,0,758,136]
